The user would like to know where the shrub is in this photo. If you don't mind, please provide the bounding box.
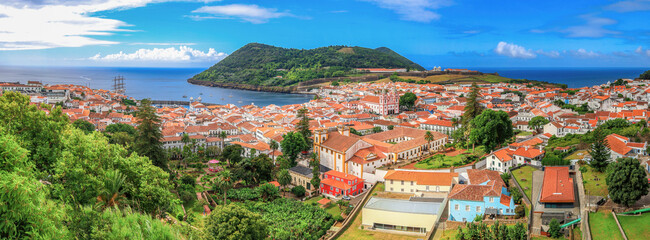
[515,205,526,218]
[548,218,562,238]
[333,215,344,222]
[291,185,306,197]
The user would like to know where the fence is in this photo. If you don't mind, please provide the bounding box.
[426,197,449,240]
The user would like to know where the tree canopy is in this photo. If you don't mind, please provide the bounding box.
[606,157,650,207]
[528,116,549,132]
[72,119,95,134]
[134,99,166,170]
[205,204,268,240]
[399,92,417,111]
[640,70,650,79]
[469,109,514,151]
[281,131,308,166]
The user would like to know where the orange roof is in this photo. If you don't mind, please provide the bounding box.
[321,178,352,190]
[384,170,458,186]
[540,167,575,203]
[269,181,280,187]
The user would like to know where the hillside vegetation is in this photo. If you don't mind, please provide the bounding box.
[192,43,425,86]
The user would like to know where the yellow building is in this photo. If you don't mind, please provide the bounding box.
[384,170,459,194]
[361,197,441,235]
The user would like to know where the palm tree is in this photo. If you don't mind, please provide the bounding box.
[96,170,127,210]
[214,170,233,205]
[424,131,435,154]
[219,131,227,150]
[270,140,279,164]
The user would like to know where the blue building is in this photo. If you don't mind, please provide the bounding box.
[448,169,516,222]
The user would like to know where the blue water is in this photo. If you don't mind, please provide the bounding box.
[0,66,313,106]
[470,67,648,88]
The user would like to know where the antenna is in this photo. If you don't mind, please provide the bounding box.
[112,75,125,94]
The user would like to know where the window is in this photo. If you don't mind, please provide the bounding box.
[401,181,404,185]
[390,187,394,191]
[505,209,509,213]
[465,205,470,211]
[410,189,414,192]
[455,204,459,210]
[462,218,467,222]
[426,186,430,191]
[489,197,494,203]
[410,181,414,186]
[476,206,481,212]
[401,188,404,192]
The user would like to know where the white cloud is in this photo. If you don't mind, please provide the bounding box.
[192,4,291,24]
[536,50,560,58]
[494,42,537,59]
[89,46,228,62]
[0,0,213,50]
[361,0,453,23]
[568,48,600,58]
[604,0,650,12]
[129,42,197,46]
[636,46,650,56]
[562,15,620,38]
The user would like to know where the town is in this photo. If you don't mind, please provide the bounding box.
[2,71,650,240]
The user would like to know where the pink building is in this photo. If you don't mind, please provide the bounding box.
[360,92,399,115]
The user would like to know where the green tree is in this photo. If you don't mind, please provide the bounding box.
[515,205,526,218]
[528,116,549,133]
[0,172,70,239]
[269,140,279,163]
[462,82,483,126]
[292,185,306,197]
[214,170,234,205]
[280,131,308,167]
[399,92,417,111]
[90,207,179,240]
[388,125,395,130]
[251,154,274,183]
[469,109,513,151]
[73,119,95,133]
[205,204,268,240]
[590,129,610,172]
[548,219,561,238]
[424,131,435,153]
[257,182,280,201]
[277,169,292,193]
[221,144,244,166]
[219,131,228,152]
[606,157,650,207]
[330,80,339,86]
[310,153,321,191]
[134,99,166,170]
[372,126,383,133]
[296,108,313,149]
[640,70,650,79]
[0,91,68,172]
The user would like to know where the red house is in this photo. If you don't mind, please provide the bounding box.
[320,170,364,197]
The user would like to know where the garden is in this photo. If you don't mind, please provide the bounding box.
[617,213,650,240]
[511,166,537,201]
[414,146,485,169]
[588,210,624,240]
[239,198,335,240]
[579,165,608,197]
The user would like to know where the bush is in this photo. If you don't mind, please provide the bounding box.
[227,188,261,201]
[510,187,523,204]
[344,207,352,215]
[515,205,526,218]
[548,218,561,238]
[333,215,344,222]
[291,185,306,197]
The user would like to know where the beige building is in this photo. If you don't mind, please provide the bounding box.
[288,164,330,196]
[362,197,441,235]
[384,170,458,194]
[313,126,448,182]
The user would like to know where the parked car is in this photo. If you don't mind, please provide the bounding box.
[342,195,351,200]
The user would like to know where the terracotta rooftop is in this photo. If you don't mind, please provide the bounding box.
[539,167,575,203]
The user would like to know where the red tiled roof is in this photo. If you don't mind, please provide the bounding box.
[540,167,575,203]
[321,178,352,190]
[384,170,458,186]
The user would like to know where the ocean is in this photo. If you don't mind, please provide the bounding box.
[0,66,313,106]
[470,67,648,88]
[1,66,647,106]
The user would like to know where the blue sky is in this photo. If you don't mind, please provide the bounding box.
[0,0,649,68]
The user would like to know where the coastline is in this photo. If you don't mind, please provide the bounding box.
[187,78,314,94]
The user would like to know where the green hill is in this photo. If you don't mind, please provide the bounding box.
[191,43,425,87]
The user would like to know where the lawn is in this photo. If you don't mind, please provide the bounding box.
[517,131,534,137]
[589,210,624,240]
[304,196,344,217]
[337,183,418,240]
[414,146,485,169]
[564,150,588,160]
[580,165,608,197]
[439,229,459,240]
[617,213,650,240]
[512,166,537,201]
